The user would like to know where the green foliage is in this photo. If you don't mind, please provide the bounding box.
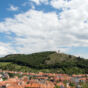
[55,85,60,88]
[0,51,55,68]
[81,83,88,88]
[69,83,75,87]
[0,51,88,74]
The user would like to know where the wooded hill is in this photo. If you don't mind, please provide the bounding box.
[0,51,88,74]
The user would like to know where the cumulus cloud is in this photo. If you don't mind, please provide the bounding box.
[7,5,19,11]
[0,10,62,54]
[0,0,88,58]
[0,42,16,56]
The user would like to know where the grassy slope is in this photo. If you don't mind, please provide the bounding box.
[45,53,77,65]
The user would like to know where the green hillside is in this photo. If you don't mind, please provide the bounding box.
[0,51,88,74]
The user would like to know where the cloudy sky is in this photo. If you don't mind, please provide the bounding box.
[0,0,88,58]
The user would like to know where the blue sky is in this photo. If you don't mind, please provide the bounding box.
[0,0,31,21]
[0,0,88,58]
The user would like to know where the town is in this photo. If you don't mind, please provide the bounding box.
[0,70,87,88]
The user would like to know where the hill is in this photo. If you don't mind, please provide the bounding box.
[0,51,88,74]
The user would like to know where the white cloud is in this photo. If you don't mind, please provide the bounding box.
[8,5,19,11]
[31,0,40,5]
[0,9,70,54]
[31,0,48,5]
[0,9,88,55]
[0,0,88,57]
[0,42,16,56]
[51,0,70,10]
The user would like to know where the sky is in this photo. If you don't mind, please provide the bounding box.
[0,0,88,58]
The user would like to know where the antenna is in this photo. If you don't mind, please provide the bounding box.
[56,50,60,53]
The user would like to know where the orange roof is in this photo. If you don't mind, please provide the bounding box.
[79,78,86,80]
[25,80,55,88]
[7,84,24,88]
[57,82,64,87]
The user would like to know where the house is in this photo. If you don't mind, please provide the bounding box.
[56,82,65,88]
